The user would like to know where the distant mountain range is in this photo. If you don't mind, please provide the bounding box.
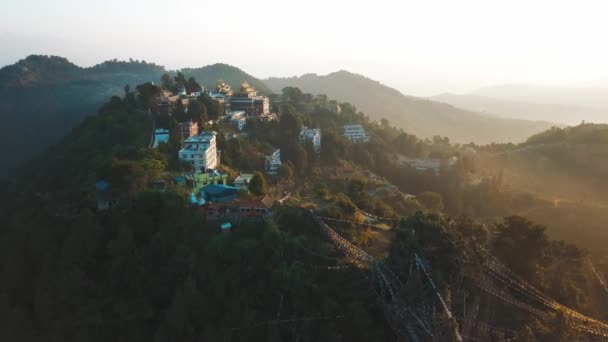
[264,72,554,144]
[432,93,608,125]
[471,83,608,109]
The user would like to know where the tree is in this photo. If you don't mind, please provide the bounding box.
[107,159,148,198]
[173,100,187,122]
[174,72,187,90]
[492,216,549,283]
[136,82,161,110]
[185,77,201,94]
[198,93,223,119]
[249,172,268,196]
[417,191,445,212]
[279,106,302,142]
[161,73,174,90]
[347,179,366,203]
[281,87,304,102]
[187,99,208,126]
[278,161,294,180]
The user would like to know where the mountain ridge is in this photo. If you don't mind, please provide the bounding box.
[472,83,608,109]
[264,71,554,144]
[432,92,608,125]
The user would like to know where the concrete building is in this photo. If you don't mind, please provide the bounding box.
[265,149,281,175]
[234,173,254,190]
[238,195,275,219]
[152,129,170,148]
[401,156,458,174]
[179,132,219,172]
[298,126,321,153]
[178,120,198,139]
[343,124,369,142]
[228,82,270,117]
[191,170,227,193]
[223,110,247,131]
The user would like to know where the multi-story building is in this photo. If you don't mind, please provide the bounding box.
[343,124,369,142]
[223,110,247,131]
[229,82,270,117]
[178,132,219,172]
[178,120,198,139]
[298,126,321,153]
[238,195,275,219]
[191,170,227,193]
[265,149,282,175]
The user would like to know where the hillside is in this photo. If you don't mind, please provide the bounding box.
[264,71,553,144]
[0,57,271,178]
[0,55,165,177]
[473,83,608,109]
[2,87,607,341]
[180,63,271,94]
[432,93,608,125]
[472,124,608,254]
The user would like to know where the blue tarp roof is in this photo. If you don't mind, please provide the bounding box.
[173,176,187,184]
[201,184,239,196]
[190,193,206,206]
[95,180,110,191]
[152,133,170,148]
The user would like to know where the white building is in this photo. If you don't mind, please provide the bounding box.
[401,156,458,174]
[234,173,254,190]
[298,126,321,153]
[265,149,281,175]
[223,110,247,131]
[179,132,219,172]
[343,124,369,142]
[190,86,204,97]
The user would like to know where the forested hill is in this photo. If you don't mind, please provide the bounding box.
[180,63,271,94]
[2,85,607,341]
[473,123,608,254]
[0,57,270,177]
[502,123,608,185]
[0,55,165,177]
[264,71,554,144]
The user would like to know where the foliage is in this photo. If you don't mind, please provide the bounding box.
[179,63,272,95]
[0,56,165,177]
[249,172,268,196]
[0,73,606,341]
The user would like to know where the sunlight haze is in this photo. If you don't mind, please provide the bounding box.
[2,0,608,95]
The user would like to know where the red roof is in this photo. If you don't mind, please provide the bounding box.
[238,195,275,209]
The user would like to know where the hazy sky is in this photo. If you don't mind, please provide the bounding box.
[2,0,608,96]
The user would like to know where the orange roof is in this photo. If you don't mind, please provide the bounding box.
[238,195,275,209]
